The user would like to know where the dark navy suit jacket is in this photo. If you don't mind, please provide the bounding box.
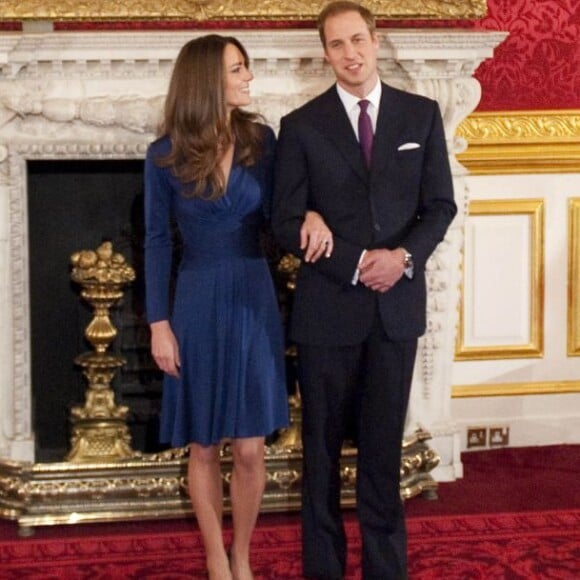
[272,82,457,346]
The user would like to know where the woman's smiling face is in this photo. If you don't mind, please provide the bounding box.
[223,43,254,112]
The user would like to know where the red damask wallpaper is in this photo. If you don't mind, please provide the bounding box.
[382,0,580,110]
[1,0,579,111]
[469,0,580,110]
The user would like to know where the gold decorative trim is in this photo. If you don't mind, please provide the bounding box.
[568,199,580,356]
[455,199,544,360]
[457,110,580,175]
[0,429,438,531]
[1,0,488,21]
[453,380,580,397]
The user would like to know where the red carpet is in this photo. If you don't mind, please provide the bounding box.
[1,445,579,579]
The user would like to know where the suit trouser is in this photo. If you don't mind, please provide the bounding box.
[298,321,417,580]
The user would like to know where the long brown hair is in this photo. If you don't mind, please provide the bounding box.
[157,34,264,199]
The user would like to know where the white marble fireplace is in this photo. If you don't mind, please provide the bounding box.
[0,27,506,480]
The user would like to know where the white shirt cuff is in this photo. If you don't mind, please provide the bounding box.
[351,249,367,285]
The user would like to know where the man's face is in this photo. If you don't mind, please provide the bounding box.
[323,10,380,98]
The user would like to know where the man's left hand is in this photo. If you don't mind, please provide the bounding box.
[358,249,405,293]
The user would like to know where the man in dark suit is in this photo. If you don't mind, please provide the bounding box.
[272,2,457,578]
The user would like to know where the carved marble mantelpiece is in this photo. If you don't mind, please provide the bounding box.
[0,29,506,482]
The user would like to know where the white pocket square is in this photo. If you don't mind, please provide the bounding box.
[397,142,421,151]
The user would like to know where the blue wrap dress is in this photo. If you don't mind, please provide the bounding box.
[144,125,288,447]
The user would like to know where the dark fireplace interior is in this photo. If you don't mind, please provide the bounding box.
[27,159,167,462]
[27,159,294,463]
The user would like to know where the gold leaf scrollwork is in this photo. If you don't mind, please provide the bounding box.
[458,111,580,144]
[1,0,488,21]
[457,110,580,175]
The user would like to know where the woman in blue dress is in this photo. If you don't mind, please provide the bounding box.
[144,35,332,580]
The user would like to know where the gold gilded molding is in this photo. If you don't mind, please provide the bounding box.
[0,0,488,21]
[453,380,580,397]
[457,110,580,175]
[568,199,580,356]
[455,199,544,361]
[0,429,438,530]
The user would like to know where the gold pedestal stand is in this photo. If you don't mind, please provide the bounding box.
[0,247,439,535]
[66,242,136,463]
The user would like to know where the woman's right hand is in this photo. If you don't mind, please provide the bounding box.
[300,210,334,263]
[150,320,181,378]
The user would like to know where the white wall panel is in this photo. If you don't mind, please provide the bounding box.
[465,214,531,345]
[453,172,580,449]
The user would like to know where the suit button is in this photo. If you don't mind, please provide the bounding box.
[374,223,381,231]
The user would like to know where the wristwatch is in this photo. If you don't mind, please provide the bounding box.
[403,251,414,279]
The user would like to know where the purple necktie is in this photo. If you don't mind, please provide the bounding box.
[358,99,373,168]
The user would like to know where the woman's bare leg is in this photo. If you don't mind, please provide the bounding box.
[188,443,232,580]
[229,437,266,580]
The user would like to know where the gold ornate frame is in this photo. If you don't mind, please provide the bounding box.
[457,110,580,175]
[0,1,487,21]
[453,380,580,397]
[568,199,580,356]
[453,109,580,397]
[455,198,545,361]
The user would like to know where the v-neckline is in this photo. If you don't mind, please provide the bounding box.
[220,143,236,192]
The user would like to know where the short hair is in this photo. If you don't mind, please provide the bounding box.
[317,1,376,47]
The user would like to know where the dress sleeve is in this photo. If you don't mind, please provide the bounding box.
[144,143,174,323]
[260,124,277,222]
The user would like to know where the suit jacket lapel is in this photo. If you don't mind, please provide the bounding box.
[311,87,369,184]
[371,84,404,178]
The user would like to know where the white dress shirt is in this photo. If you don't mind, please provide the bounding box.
[336,79,382,141]
[335,79,413,283]
[335,79,382,284]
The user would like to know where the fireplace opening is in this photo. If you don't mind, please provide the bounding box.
[27,159,168,462]
[27,158,297,462]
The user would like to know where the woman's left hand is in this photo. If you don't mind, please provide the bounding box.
[300,210,334,263]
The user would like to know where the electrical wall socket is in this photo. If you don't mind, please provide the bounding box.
[489,426,510,447]
[467,427,487,448]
